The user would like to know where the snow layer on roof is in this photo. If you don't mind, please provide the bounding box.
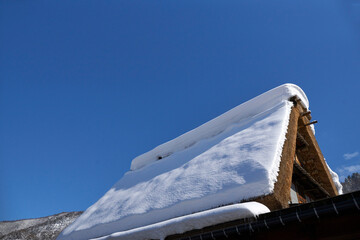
[92,202,270,240]
[131,83,308,171]
[58,97,294,240]
[326,162,343,194]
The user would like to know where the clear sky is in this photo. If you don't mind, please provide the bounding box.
[1,0,359,221]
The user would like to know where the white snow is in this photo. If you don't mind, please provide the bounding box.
[326,162,343,194]
[58,84,309,240]
[0,218,49,236]
[92,202,270,240]
[310,124,316,135]
[131,83,308,171]
[0,212,81,239]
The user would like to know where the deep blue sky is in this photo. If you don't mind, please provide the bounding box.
[1,0,359,221]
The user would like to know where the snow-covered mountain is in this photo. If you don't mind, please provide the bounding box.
[0,212,82,240]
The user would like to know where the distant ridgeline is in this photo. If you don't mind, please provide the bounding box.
[341,172,360,194]
[0,212,82,240]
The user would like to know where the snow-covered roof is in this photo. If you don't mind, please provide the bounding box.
[131,84,308,171]
[58,84,310,240]
[93,202,270,240]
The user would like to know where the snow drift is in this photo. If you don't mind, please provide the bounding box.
[93,202,270,240]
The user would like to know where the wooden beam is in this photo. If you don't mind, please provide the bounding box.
[300,110,311,117]
[303,120,318,126]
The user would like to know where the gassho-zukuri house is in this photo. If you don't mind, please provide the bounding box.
[58,84,360,240]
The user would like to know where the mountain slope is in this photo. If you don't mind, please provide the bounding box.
[0,212,82,240]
